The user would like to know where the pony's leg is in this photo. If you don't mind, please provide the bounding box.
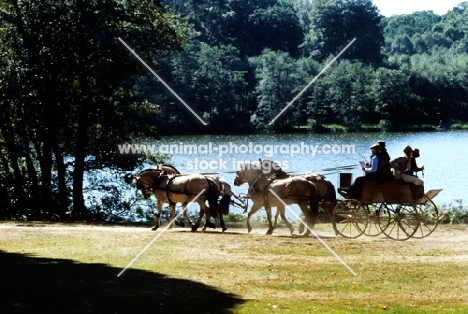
[265,206,275,235]
[298,222,305,234]
[168,203,176,229]
[201,202,216,231]
[298,202,313,236]
[172,203,186,228]
[219,210,227,233]
[278,206,294,235]
[181,202,195,229]
[246,202,263,233]
[192,209,204,232]
[273,209,280,229]
[151,200,163,231]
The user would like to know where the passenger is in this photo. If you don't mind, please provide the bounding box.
[407,148,424,177]
[390,145,424,199]
[377,139,392,175]
[346,143,388,198]
[377,140,390,162]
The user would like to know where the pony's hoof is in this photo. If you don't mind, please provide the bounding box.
[247,226,252,233]
[289,227,294,235]
[222,227,227,233]
[151,226,158,231]
[266,228,274,235]
[191,225,198,232]
[298,223,305,234]
[206,221,216,229]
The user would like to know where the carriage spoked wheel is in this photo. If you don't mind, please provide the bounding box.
[363,203,385,237]
[413,199,439,239]
[332,199,368,238]
[378,198,419,241]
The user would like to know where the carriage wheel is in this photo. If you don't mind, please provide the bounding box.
[378,199,419,241]
[332,200,368,238]
[364,203,385,237]
[413,199,439,239]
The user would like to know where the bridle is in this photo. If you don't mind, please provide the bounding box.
[247,172,266,194]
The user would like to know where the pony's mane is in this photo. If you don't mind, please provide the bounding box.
[138,165,180,176]
[157,164,180,174]
[139,169,161,175]
[236,162,258,171]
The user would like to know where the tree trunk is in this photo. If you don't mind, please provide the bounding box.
[72,62,92,217]
[53,142,69,216]
[72,93,89,217]
[72,0,91,218]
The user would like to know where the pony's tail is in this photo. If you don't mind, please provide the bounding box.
[308,182,319,225]
[219,195,231,216]
[206,178,219,218]
[323,180,337,216]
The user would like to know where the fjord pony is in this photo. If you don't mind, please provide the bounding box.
[234,162,319,236]
[133,166,179,230]
[196,176,233,232]
[133,168,220,231]
[258,159,337,224]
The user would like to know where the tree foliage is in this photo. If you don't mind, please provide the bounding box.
[0,0,186,219]
[304,0,384,63]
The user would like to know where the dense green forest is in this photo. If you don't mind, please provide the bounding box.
[1,0,468,219]
[145,0,468,133]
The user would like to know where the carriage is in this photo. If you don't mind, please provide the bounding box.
[333,173,443,241]
[133,162,442,240]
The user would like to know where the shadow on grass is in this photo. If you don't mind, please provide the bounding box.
[0,250,244,313]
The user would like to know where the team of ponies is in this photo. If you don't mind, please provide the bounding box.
[131,159,336,236]
[132,165,237,232]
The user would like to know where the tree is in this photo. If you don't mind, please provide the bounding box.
[246,4,304,57]
[390,35,415,55]
[250,49,311,131]
[307,61,375,130]
[370,68,416,129]
[305,0,384,64]
[171,42,248,127]
[0,1,186,219]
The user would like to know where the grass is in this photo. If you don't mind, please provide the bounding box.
[1,221,467,313]
[450,123,468,130]
[294,123,446,133]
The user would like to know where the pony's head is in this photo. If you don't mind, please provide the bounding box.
[234,162,262,186]
[132,169,165,199]
[132,176,152,199]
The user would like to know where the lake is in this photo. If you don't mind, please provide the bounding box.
[146,130,467,212]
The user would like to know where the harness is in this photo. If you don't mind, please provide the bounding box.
[246,172,271,207]
[164,174,214,202]
[248,173,266,194]
[248,172,309,208]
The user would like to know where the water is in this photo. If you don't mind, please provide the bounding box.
[145,130,468,211]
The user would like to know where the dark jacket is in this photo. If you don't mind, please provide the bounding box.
[407,157,423,176]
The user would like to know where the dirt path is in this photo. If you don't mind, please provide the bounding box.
[2,222,468,264]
